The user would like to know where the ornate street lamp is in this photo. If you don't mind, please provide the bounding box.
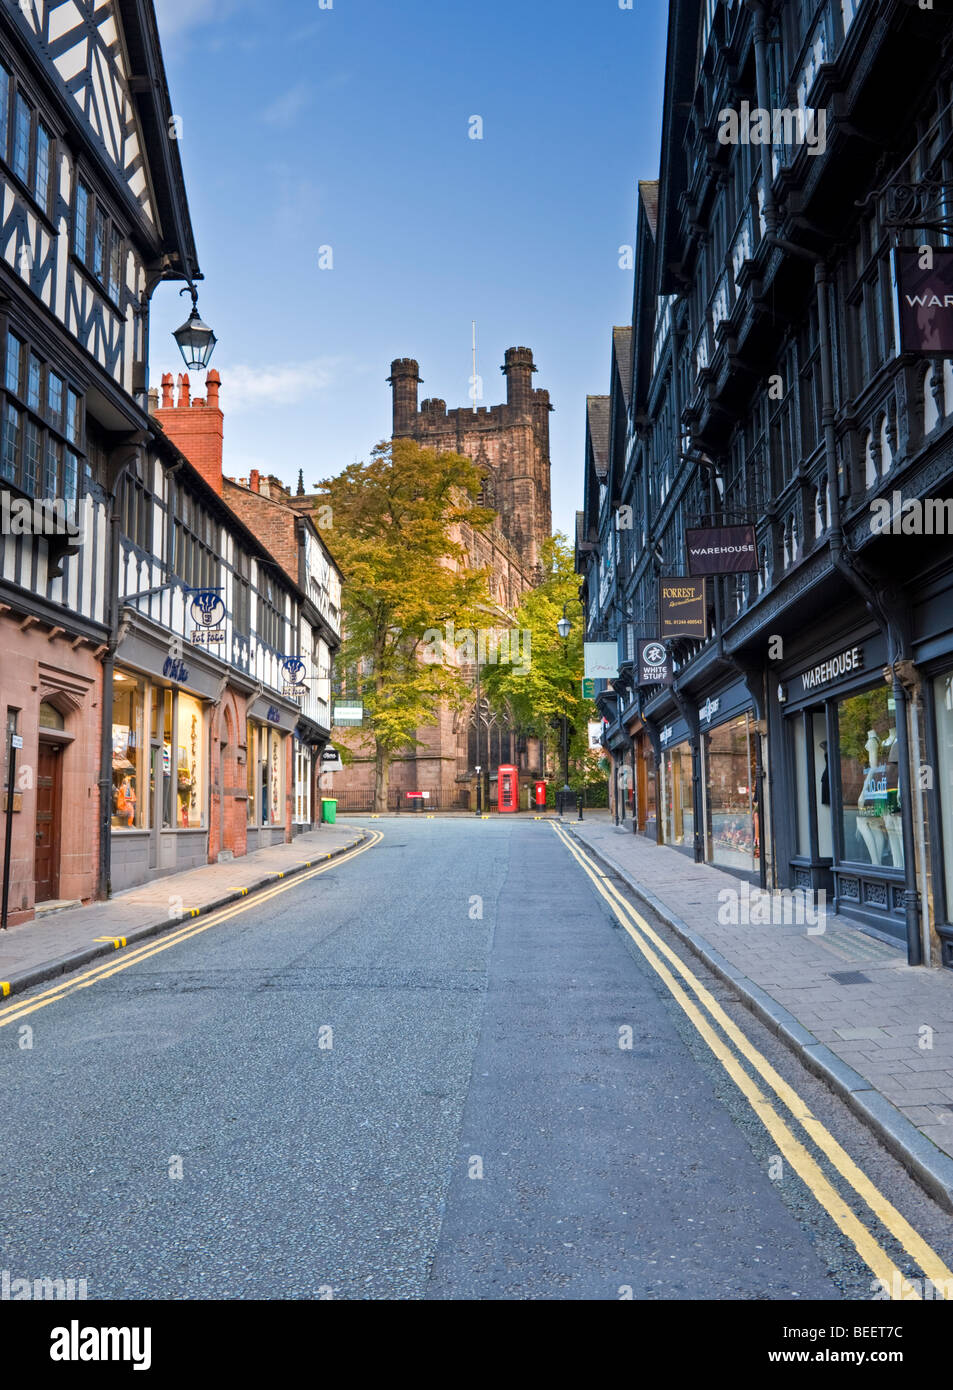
[173,285,217,372]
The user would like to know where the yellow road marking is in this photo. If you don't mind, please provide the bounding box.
[551,822,948,1299]
[554,825,953,1296]
[0,831,382,1028]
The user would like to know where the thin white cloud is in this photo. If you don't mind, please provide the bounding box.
[154,0,246,47]
[262,83,313,127]
[219,359,340,412]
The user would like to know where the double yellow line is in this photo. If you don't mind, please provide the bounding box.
[0,829,383,1030]
[551,821,953,1300]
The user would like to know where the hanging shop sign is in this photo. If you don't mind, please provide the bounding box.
[320,745,344,773]
[796,645,864,695]
[659,577,707,639]
[685,524,758,575]
[333,701,364,726]
[280,656,309,699]
[638,639,673,687]
[189,589,226,647]
[587,720,604,751]
[581,678,596,699]
[892,246,953,355]
[584,642,619,680]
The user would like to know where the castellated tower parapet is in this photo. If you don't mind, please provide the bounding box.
[385,346,552,567]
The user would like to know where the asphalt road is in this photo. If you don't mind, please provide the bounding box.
[2,817,952,1301]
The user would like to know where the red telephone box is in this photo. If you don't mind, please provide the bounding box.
[534,781,547,808]
[498,764,518,813]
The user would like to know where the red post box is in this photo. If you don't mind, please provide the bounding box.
[535,781,547,808]
[498,764,518,813]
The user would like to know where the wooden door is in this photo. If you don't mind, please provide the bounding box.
[34,743,61,903]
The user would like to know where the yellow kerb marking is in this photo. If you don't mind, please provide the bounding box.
[551,822,951,1299]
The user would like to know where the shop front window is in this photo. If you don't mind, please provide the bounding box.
[663,742,694,848]
[176,693,204,829]
[270,730,283,825]
[705,715,760,874]
[247,721,258,825]
[934,675,953,911]
[111,672,145,829]
[836,686,902,868]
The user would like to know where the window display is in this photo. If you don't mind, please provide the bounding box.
[176,693,204,829]
[934,674,953,910]
[663,742,693,848]
[705,715,760,873]
[837,686,902,868]
[111,672,145,829]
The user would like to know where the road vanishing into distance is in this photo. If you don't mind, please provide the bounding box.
[2,818,952,1301]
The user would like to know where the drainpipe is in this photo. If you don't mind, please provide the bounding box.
[748,9,922,963]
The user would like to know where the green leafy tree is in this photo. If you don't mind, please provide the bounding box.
[312,438,494,811]
[482,534,600,788]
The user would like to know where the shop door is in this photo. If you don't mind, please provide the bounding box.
[34,743,61,903]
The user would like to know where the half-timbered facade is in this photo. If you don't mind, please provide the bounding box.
[579,0,953,968]
[0,0,202,921]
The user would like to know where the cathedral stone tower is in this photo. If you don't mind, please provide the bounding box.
[387,345,552,570]
[332,348,554,811]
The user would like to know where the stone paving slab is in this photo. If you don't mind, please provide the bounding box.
[566,819,953,1207]
[0,823,368,999]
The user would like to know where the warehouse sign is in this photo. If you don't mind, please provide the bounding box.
[659,578,707,639]
[685,524,758,575]
[798,645,864,694]
[892,247,953,354]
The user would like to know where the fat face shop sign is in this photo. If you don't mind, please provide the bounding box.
[798,645,864,695]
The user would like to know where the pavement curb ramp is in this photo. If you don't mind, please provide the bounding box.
[0,831,369,1004]
[568,825,953,1215]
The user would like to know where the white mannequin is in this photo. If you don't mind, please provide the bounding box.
[855,729,886,866]
[881,727,903,867]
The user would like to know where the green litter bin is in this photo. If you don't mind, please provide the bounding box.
[321,798,337,825]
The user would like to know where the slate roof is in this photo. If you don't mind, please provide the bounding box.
[586,396,611,478]
[613,326,633,410]
[639,179,660,239]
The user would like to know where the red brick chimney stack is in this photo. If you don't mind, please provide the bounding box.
[153,369,225,497]
[249,470,260,494]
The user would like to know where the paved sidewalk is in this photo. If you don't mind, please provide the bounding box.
[0,822,368,998]
[567,818,953,1209]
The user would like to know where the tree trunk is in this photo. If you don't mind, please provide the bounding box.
[374,743,389,813]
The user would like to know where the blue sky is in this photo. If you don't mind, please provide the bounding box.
[149,0,668,540]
